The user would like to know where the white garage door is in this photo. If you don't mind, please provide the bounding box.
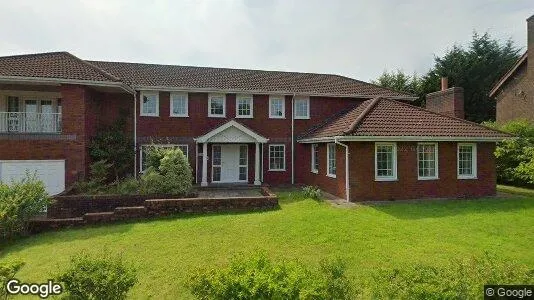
[0,160,65,195]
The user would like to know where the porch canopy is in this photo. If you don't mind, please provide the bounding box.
[195,120,268,186]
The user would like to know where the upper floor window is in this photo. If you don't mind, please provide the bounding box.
[269,144,286,171]
[269,96,285,119]
[327,143,336,177]
[311,144,319,173]
[236,95,253,118]
[140,91,159,117]
[208,94,226,117]
[418,143,438,180]
[375,142,397,181]
[170,92,188,117]
[294,97,310,119]
[457,143,477,179]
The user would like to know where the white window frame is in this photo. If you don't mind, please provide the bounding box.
[208,94,226,118]
[417,142,439,180]
[375,142,398,181]
[327,143,336,178]
[140,91,159,117]
[294,96,310,119]
[170,92,188,117]
[139,144,188,172]
[457,143,477,179]
[236,94,253,118]
[269,96,285,119]
[268,144,286,171]
[311,144,318,173]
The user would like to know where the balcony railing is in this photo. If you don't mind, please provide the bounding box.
[0,112,62,133]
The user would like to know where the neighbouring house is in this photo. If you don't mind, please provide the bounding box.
[491,14,534,123]
[0,51,510,201]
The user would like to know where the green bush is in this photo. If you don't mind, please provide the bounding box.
[140,148,193,195]
[187,252,354,300]
[0,260,24,299]
[302,186,322,200]
[56,252,137,300]
[89,160,112,184]
[369,254,534,299]
[484,119,534,186]
[112,177,140,195]
[0,174,50,239]
[89,114,134,180]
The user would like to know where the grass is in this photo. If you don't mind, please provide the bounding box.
[2,189,534,299]
[498,184,534,197]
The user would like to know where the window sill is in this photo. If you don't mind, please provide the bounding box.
[268,169,286,172]
[458,176,477,180]
[326,173,336,178]
[140,114,159,117]
[208,115,226,118]
[170,114,189,118]
[235,115,253,119]
[294,116,310,120]
[418,177,439,181]
[311,170,318,174]
[375,177,398,182]
[269,116,285,119]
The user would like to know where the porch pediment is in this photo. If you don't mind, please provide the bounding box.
[195,120,268,143]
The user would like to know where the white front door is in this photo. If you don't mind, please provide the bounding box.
[212,144,248,183]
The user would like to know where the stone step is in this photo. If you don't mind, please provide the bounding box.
[114,206,147,218]
[84,212,115,223]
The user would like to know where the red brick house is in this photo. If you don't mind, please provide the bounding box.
[0,51,509,201]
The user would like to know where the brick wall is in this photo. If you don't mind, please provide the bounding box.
[495,63,534,123]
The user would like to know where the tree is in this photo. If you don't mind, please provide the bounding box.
[374,32,520,122]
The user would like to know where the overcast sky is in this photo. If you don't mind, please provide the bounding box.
[0,0,532,81]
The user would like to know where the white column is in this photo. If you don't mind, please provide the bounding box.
[201,143,208,186]
[254,142,261,185]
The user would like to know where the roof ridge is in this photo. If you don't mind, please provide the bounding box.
[344,97,381,134]
[0,51,70,60]
[382,98,513,136]
[64,53,122,82]
[335,75,416,98]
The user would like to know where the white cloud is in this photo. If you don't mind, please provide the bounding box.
[0,0,531,81]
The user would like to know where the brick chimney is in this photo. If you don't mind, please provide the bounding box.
[425,77,465,119]
[528,14,534,79]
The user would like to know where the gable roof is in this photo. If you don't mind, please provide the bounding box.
[489,52,528,97]
[0,52,120,82]
[299,97,512,142]
[195,120,268,143]
[87,60,415,99]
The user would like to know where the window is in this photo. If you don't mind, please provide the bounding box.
[418,143,438,180]
[269,144,285,171]
[375,142,397,181]
[140,92,159,116]
[327,143,336,177]
[212,145,222,182]
[170,92,188,117]
[294,97,310,119]
[239,145,248,181]
[311,144,319,173]
[208,94,226,117]
[140,144,188,172]
[269,96,285,118]
[236,95,253,118]
[457,143,477,179]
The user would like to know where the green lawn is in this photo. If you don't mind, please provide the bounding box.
[2,189,534,299]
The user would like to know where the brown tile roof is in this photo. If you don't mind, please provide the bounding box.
[300,97,511,140]
[489,51,527,97]
[88,60,414,98]
[0,52,120,82]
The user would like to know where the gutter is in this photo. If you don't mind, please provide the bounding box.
[298,135,511,143]
[0,75,135,94]
[334,138,350,202]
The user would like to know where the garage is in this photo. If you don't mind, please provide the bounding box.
[0,160,65,195]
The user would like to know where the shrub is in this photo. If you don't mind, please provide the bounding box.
[369,253,534,299]
[0,174,50,239]
[89,160,112,184]
[56,252,137,300]
[0,260,24,299]
[302,186,322,200]
[187,252,354,299]
[112,177,140,195]
[89,114,134,180]
[484,119,534,186]
[140,148,193,195]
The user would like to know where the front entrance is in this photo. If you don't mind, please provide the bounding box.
[212,144,248,183]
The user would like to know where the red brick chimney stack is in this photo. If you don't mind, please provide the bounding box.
[441,77,448,91]
[425,78,465,119]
